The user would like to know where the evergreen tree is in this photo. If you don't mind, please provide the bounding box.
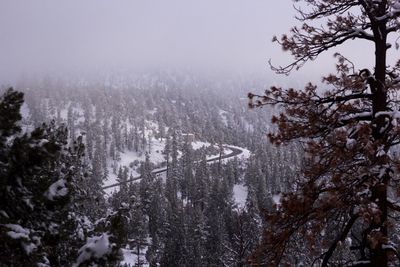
[0,89,89,266]
[128,196,148,267]
[161,202,186,267]
[203,176,229,266]
[250,1,400,265]
[145,179,165,267]
[180,138,194,200]
[165,130,179,204]
[67,104,75,141]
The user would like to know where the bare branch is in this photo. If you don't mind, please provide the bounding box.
[321,214,359,266]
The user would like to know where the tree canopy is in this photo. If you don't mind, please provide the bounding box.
[250,1,400,266]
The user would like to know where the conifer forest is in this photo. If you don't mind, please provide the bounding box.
[3,1,400,266]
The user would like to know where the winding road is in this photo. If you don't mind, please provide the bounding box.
[102,146,244,190]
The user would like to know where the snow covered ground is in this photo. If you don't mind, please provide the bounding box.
[219,109,229,126]
[103,143,251,195]
[191,140,212,150]
[28,107,252,198]
[121,246,149,267]
[233,184,248,208]
[103,139,215,193]
[223,144,251,161]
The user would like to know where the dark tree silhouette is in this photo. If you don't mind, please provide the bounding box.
[250,1,400,266]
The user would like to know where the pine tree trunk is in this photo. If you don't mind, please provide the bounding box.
[370,21,388,266]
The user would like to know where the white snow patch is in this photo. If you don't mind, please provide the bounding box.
[220,144,251,164]
[20,103,30,119]
[233,184,248,208]
[219,109,228,126]
[121,245,149,266]
[22,242,37,255]
[4,224,38,255]
[376,145,386,157]
[272,193,282,206]
[346,138,356,149]
[73,233,112,267]
[121,249,137,266]
[206,147,233,161]
[191,140,211,150]
[44,179,68,201]
[5,224,30,239]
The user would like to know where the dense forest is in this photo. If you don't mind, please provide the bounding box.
[4,0,400,265]
[0,73,301,266]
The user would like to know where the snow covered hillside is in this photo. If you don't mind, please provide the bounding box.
[11,75,301,267]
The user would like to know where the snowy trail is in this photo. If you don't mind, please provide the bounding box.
[102,145,245,190]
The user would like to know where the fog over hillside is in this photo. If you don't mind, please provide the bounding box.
[0,0,373,84]
[1,1,396,266]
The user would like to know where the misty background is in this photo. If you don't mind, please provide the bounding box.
[0,0,375,84]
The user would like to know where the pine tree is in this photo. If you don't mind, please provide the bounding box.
[0,89,92,266]
[75,206,127,267]
[146,179,165,267]
[161,202,186,267]
[83,104,93,160]
[180,138,194,200]
[192,155,209,212]
[184,205,207,267]
[203,176,230,266]
[133,125,140,153]
[163,134,171,177]
[229,187,261,267]
[67,104,76,141]
[139,153,154,216]
[250,1,400,265]
[165,130,179,204]
[111,115,122,152]
[129,197,148,267]
[91,136,106,209]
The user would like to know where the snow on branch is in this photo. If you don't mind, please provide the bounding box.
[73,233,114,267]
[44,179,68,201]
[3,224,38,255]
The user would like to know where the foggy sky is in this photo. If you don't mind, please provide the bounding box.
[0,0,375,84]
